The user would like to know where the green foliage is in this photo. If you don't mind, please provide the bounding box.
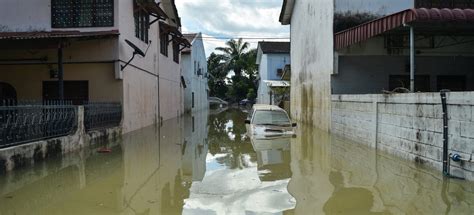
[334,12,380,32]
[207,39,258,103]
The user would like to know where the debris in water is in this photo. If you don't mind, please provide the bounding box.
[97,148,112,153]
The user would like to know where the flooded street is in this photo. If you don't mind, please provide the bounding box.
[1,108,473,215]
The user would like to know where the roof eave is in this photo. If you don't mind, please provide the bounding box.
[279,0,295,25]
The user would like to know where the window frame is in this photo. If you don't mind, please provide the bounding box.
[173,40,180,63]
[51,0,114,28]
[160,32,169,56]
[134,2,150,43]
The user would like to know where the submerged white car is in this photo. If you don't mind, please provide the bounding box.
[245,105,296,138]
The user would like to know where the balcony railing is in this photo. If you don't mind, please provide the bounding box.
[0,100,122,148]
[415,0,474,8]
[0,101,77,149]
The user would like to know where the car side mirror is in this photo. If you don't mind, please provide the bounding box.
[245,119,251,124]
[292,123,297,127]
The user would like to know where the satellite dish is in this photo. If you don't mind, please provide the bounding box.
[125,39,145,57]
[121,39,146,71]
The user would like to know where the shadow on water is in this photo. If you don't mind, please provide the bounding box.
[0,108,472,214]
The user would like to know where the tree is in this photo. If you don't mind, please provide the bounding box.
[215,38,250,77]
[208,39,259,103]
[207,53,228,98]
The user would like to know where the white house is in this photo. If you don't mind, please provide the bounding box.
[280,0,474,180]
[0,0,190,133]
[256,42,290,105]
[182,33,209,113]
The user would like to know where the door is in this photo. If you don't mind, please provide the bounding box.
[0,82,17,105]
[43,81,89,105]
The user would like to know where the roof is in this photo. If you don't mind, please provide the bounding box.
[258,42,290,54]
[0,30,119,40]
[263,80,290,87]
[252,104,285,111]
[335,8,474,50]
[182,33,198,54]
[279,0,295,25]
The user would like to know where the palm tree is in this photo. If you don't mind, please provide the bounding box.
[215,38,250,77]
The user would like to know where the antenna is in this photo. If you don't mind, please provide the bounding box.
[121,39,146,71]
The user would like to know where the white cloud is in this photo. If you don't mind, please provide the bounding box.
[176,0,289,57]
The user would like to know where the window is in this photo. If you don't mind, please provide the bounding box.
[192,92,195,108]
[134,2,149,43]
[277,69,284,77]
[437,75,466,91]
[160,33,169,56]
[51,0,114,28]
[252,110,291,126]
[173,41,180,63]
[389,75,430,92]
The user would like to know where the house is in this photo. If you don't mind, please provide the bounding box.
[256,42,290,106]
[0,0,190,133]
[280,0,474,180]
[182,33,209,113]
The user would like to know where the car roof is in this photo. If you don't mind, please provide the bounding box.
[252,104,285,111]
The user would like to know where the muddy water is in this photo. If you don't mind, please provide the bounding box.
[0,109,473,215]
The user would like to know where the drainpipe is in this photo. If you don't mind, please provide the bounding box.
[410,26,415,93]
[58,42,64,100]
[441,90,449,175]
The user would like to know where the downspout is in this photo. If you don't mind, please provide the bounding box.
[58,41,64,100]
[410,26,415,92]
[441,90,468,180]
[440,90,449,175]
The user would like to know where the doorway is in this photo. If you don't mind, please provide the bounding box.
[43,81,89,105]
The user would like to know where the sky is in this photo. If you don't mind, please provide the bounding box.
[175,0,290,57]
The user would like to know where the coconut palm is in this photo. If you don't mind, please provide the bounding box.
[215,38,251,77]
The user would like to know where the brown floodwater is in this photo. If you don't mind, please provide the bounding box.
[0,108,473,215]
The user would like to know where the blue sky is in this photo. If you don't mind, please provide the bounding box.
[176,0,290,57]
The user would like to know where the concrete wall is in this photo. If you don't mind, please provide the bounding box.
[117,0,161,133]
[182,34,209,113]
[335,0,413,15]
[0,106,122,173]
[158,36,184,121]
[332,56,474,94]
[0,38,122,101]
[289,0,333,131]
[331,92,474,180]
[0,0,119,32]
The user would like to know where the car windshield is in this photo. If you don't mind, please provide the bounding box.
[252,110,291,126]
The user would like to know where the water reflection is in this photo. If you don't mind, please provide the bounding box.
[183,108,295,214]
[0,110,210,215]
[289,125,474,214]
[0,108,473,215]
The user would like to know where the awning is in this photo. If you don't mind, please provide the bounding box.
[159,22,191,48]
[0,30,120,41]
[335,8,474,50]
[264,80,290,87]
[160,22,182,37]
[135,1,168,20]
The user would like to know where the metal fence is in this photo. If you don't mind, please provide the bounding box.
[0,100,77,148]
[84,102,122,132]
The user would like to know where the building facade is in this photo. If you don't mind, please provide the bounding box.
[182,33,209,113]
[0,0,189,133]
[280,0,474,180]
[256,42,290,106]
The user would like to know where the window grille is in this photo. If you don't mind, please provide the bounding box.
[51,0,114,28]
